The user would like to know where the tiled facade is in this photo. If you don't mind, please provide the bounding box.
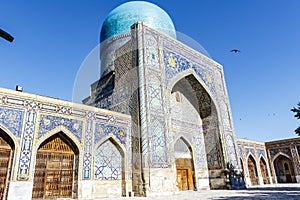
[0,88,132,199]
[9,1,300,199]
[3,2,300,200]
[0,16,241,199]
[84,21,239,193]
[266,138,300,183]
[237,138,300,186]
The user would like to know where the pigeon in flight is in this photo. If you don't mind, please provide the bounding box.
[231,49,241,53]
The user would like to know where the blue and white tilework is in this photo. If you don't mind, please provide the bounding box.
[94,123,126,145]
[245,147,256,158]
[18,111,37,180]
[38,114,83,140]
[94,139,122,180]
[0,106,23,137]
[256,148,267,160]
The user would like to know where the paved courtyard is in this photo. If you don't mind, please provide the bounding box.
[99,184,300,200]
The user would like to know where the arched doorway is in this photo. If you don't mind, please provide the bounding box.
[273,154,296,183]
[174,137,195,191]
[247,155,258,185]
[32,132,79,199]
[94,138,125,196]
[170,74,224,189]
[0,130,14,199]
[259,157,269,184]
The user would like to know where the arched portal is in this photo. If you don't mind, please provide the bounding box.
[94,138,125,196]
[273,154,296,183]
[259,157,269,184]
[0,129,15,199]
[174,137,195,191]
[170,74,224,189]
[32,132,79,199]
[247,155,258,185]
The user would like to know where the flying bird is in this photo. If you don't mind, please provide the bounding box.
[230,49,241,53]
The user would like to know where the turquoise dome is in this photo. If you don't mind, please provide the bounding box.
[100,1,176,42]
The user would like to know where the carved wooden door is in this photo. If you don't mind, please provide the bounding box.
[32,136,76,199]
[0,136,12,200]
[176,158,194,191]
[177,169,188,191]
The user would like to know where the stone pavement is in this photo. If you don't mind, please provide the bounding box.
[98,184,300,200]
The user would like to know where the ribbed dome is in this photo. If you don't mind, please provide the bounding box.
[100,1,176,42]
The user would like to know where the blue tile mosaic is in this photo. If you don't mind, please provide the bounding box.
[0,106,23,137]
[38,114,83,140]
[94,123,126,145]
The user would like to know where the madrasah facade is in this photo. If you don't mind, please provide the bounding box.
[0,1,299,199]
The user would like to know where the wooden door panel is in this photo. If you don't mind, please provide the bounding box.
[187,169,194,190]
[181,170,188,190]
[176,158,194,191]
[32,136,75,199]
[176,170,183,191]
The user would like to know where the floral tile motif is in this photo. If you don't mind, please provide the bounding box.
[0,106,23,137]
[38,114,83,140]
[94,123,126,145]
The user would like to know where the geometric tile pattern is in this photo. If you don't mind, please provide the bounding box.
[94,139,122,180]
[146,70,168,167]
[148,117,167,166]
[83,114,93,180]
[17,111,37,180]
[0,106,23,137]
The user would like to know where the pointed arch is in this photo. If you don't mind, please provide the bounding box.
[259,156,270,184]
[32,131,79,199]
[247,154,258,185]
[246,152,256,162]
[168,72,224,170]
[94,134,126,156]
[167,70,220,119]
[174,136,195,191]
[272,153,296,183]
[174,136,193,159]
[34,126,81,155]
[174,135,193,150]
[272,152,292,163]
[94,136,125,181]
[167,69,219,110]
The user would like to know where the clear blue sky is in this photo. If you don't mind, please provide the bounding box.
[1,0,300,142]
